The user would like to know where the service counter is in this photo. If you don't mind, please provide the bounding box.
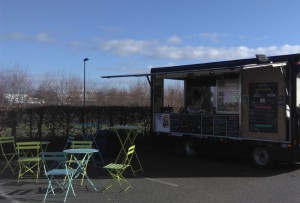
[155,113,240,137]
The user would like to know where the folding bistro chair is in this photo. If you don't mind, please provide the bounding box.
[68,140,93,185]
[81,123,99,141]
[16,141,41,182]
[70,140,93,149]
[40,152,77,202]
[102,145,135,192]
[70,140,98,165]
[63,135,75,150]
[0,136,18,175]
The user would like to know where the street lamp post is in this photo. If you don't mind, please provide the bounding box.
[83,58,89,108]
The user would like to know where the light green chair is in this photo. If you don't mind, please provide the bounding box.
[40,152,77,202]
[70,140,93,149]
[16,141,41,182]
[0,136,18,175]
[102,145,135,192]
[67,140,93,185]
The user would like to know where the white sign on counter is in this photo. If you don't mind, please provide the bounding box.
[154,113,170,132]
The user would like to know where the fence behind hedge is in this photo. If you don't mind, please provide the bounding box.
[0,105,151,140]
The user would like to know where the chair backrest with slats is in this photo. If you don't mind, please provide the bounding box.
[64,135,75,150]
[123,145,135,166]
[40,152,67,174]
[0,136,16,155]
[0,136,15,144]
[71,141,93,149]
[16,142,41,157]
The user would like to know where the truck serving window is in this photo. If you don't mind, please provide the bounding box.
[217,79,240,113]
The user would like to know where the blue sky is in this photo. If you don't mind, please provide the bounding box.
[1,0,300,87]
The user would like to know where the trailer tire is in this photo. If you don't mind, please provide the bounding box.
[251,146,272,168]
[184,138,199,158]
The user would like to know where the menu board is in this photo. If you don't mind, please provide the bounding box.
[249,83,278,133]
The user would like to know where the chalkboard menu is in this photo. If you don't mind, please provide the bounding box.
[249,83,278,133]
[227,115,239,136]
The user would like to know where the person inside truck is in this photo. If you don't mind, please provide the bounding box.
[187,88,213,114]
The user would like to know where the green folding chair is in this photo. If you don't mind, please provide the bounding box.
[102,145,135,192]
[70,141,93,149]
[16,141,41,182]
[67,140,93,185]
[40,152,77,202]
[0,136,18,175]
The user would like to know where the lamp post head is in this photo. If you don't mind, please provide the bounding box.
[84,58,89,62]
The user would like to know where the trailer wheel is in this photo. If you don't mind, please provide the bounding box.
[251,146,272,168]
[184,138,199,158]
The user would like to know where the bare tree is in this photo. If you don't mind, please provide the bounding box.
[0,65,183,108]
[0,65,32,104]
[86,80,99,106]
[129,79,150,106]
[164,81,184,111]
[61,74,82,106]
[36,73,60,105]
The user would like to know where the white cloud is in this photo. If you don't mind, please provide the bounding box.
[167,35,182,44]
[97,36,300,61]
[65,41,82,47]
[148,44,300,61]
[0,32,27,40]
[34,33,55,43]
[99,39,158,56]
[2,32,299,62]
[0,32,55,43]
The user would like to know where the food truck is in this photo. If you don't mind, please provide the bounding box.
[151,53,300,167]
[103,53,300,168]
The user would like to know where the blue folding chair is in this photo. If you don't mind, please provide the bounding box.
[63,135,75,150]
[40,152,77,202]
[82,124,105,165]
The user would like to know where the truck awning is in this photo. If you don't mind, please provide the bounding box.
[242,61,287,69]
[102,73,153,85]
[101,61,287,82]
[101,73,152,79]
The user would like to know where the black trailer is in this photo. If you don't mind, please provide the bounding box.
[103,53,300,168]
[150,53,300,167]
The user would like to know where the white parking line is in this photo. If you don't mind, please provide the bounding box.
[0,189,21,203]
[135,175,179,187]
[144,177,179,187]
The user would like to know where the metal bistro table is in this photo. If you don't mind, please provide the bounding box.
[63,148,98,191]
[109,125,144,176]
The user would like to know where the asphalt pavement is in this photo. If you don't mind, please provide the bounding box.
[1,147,300,203]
